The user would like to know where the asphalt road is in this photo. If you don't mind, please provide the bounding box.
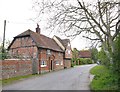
[3,64,97,90]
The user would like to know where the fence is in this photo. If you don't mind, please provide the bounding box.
[1,59,32,79]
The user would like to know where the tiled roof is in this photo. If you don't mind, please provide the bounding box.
[62,39,70,48]
[54,36,70,48]
[15,29,32,37]
[15,30,63,52]
[79,50,91,58]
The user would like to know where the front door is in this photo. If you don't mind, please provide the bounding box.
[51,60,53,70]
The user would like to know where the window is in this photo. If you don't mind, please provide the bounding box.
[41,60,47,67]
[56,61,59,65]
[61,61,63,65]
[58,52,61,56]
[32,39,34,44]
[68,50,71,54]
[16,50,18,55]
[20,38,22,46]
[68,43,70,46]
[47,50,51,55]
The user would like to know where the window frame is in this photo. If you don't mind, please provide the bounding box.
[56,61,59,65]
[41,60,47,67]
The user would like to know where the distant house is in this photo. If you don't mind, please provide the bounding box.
[79,50,91,58]
[8,24,72,74]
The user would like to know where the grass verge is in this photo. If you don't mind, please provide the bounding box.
[90,65,118,91]
[1,74,40,86]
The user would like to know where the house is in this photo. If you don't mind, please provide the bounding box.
[53,36,72,68]
[79,50,91,58]
[8,24,72,74]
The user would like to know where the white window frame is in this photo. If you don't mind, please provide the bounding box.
[47,49,51,55]
[41,60,47,67]
[68,50,71,54]
[61,61,63,65]
[56,61,59,65]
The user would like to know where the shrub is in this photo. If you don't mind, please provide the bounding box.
[79,58,92,65]
[90,65,118,90]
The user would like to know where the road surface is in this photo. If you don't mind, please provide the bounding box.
[3,64,97,90]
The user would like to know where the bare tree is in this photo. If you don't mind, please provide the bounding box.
[33,0,120,63]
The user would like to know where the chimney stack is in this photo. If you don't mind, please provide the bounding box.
[36,24,40,34]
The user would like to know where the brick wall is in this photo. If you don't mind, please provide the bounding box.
[39,49,64,73]
[65,43,72,59]
[64,59,71,68]
[1,59,32,79]
[9,36,38,59]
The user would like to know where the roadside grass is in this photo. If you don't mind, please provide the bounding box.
[1,68,69,86]
[90,65,118,91]
[1,74,40,86]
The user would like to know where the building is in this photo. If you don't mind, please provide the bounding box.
[8,24,72,74]
[79,50,91,58]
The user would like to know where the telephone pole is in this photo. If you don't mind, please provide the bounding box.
[2,20,6,60]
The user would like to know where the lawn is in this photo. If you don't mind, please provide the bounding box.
[90,65,118,91]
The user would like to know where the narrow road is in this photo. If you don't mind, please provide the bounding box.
[3,64,97,90]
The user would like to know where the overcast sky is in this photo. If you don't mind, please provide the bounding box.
[0,0,94,50]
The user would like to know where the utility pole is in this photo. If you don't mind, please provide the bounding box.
[2,20,6,60]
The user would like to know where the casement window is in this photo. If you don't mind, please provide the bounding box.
[61,61,63,65]
[32,39,34,44]
[58,52,61,56]
[68,50,71,54]
[56,61,59,65]
[47,49,51,55]
[68,43,70,46]
[41,60,47,67]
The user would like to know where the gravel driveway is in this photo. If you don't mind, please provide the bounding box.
[3,64,97,90]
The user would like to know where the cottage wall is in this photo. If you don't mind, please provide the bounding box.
[39,49,64,73]
[7,29,72,76]
[65,43,72,59]
[64,59,71,68]
[9,37,38,59]
[64,43,72,68]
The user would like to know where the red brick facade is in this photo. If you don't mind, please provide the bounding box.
[7,25,72,76]
[1,60,32,79]
[79,50,91,58]
[65,43,72,59]
[9,37,38,59]
[8,37,64,74]
[39,49,64,73]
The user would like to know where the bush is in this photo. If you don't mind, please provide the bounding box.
[90,65,118,90]
[71,58,76,67]
[79,58,92,65]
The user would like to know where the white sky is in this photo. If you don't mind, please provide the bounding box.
[0,0,93,50]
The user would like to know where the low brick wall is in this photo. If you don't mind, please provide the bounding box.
[1,59,32,79]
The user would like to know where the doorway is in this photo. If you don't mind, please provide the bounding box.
[51,60,53,70]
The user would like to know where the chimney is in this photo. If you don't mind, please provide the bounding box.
[36,24,40,34]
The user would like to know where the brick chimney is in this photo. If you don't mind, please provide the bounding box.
[36,24,40,34]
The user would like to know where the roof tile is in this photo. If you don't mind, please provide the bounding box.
[15,30,63,52]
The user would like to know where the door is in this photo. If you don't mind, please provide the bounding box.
[51,60,53,70]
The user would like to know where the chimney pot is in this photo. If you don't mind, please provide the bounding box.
[36,24,40,34]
